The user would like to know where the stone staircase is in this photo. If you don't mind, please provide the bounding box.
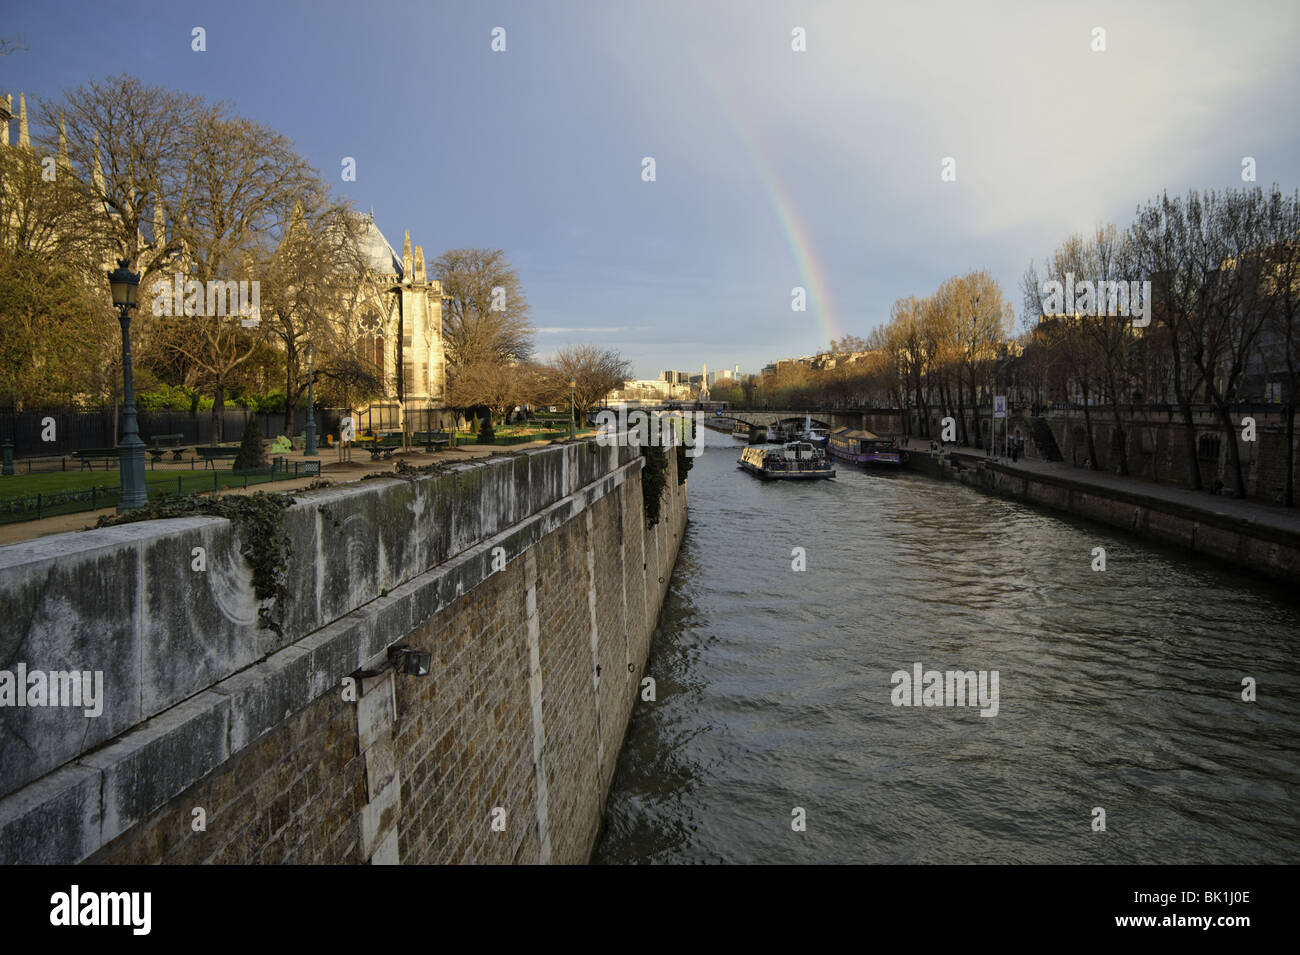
[1029,416,1064,462]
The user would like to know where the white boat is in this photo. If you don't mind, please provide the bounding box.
[797,415,829,447]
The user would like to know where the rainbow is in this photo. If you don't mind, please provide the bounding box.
[691,55,845,348]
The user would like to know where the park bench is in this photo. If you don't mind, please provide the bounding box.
[413,430,451,451]
[196,447,239,469]
[72,448,120,471]
[368,437,404,461]
[147,434,187,462]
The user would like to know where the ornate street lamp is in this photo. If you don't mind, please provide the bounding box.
[569,377,576,440]
[304,343,318,456]
[107,259,147,511]
[388,276,411,449]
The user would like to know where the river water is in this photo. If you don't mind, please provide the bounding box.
[593,429,1300,864]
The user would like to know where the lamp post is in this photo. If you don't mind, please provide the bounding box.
[304,343,317,455]
[107,259,147,511]
[388,277,410,450]
[569,378,576,440]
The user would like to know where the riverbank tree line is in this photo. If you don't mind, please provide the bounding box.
[713,186,1300,502]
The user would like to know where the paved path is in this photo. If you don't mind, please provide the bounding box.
[0,440,553,548]
[917,441,1300,536]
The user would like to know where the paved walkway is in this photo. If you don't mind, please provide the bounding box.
[0,440,550,548]
[908,440,1300,536]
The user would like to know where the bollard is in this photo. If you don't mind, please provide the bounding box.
[36,492,42,521]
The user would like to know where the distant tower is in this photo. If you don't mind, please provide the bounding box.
[17,93,29,149]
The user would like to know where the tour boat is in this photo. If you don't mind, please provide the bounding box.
[827,427,903,467]
[738,442,836,480]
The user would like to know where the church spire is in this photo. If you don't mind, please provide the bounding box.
[58,114,70,168]
[153,198,166,247]
[91,132,105,194]
[289,199,305,237]
[17,93,29,148]
[402,230,413,277]
[413,245,425,283]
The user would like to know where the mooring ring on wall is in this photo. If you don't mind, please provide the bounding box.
[627,663,635,672]
[658,576,664,583]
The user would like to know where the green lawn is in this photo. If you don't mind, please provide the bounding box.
[0,468,272,499]
[0,466,310,523]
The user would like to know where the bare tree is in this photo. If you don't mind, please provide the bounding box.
[432,248,534,369]
[164,112,325,440]
[40,75,212,283]
[550,345,630,421]
[448,360,548,424]
[1263,187,1300,506]
[254,196,367,435]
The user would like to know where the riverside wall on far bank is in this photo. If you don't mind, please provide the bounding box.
[905,450,1300,586]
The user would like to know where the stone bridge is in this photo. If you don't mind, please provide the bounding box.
[708,409,905,436]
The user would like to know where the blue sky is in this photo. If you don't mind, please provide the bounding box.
[4,0,1299,379]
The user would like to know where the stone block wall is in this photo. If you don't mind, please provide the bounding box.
[1,441,687,864]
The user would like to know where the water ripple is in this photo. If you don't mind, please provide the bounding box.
[595,434,1300,863]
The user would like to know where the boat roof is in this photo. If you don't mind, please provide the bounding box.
[830,427,881,440]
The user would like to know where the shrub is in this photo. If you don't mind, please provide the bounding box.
[234,415,267,471]
[478,415,495,445]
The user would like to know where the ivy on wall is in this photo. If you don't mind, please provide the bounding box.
[642,444,668,527]
[676,444,693,484]
[96,492,295,634]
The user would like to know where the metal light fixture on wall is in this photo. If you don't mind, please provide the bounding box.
[388,646,431,677]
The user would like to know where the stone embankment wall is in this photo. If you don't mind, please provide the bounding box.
[0,440,687,864]
[906,451,1299,585]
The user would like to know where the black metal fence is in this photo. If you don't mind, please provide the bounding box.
[0,458,323,525]
[0,408,323,457]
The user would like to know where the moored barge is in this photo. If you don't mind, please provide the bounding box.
[827,427,903,467]
[739,442,836,480]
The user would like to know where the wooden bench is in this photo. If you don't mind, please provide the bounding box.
[147,434,187,462]
[196,447,239,469]
[72,448,120,471]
